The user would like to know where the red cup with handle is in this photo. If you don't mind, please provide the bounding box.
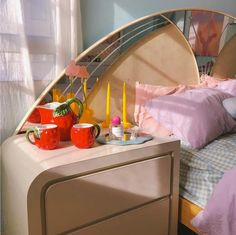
[71,123,100,148]
[26,124,60,150]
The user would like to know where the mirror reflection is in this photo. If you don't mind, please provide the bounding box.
[164,10,236,75]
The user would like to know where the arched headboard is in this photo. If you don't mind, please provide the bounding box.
[16,9,236,134]
[87,22,199,123]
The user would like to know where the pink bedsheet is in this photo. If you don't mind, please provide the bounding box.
[192,165,236,235]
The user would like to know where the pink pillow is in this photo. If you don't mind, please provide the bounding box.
[144,88,236,149]
[217,80,236,96]
[200,74,225,87]
[134,82,205,136]
[201,75,236,96]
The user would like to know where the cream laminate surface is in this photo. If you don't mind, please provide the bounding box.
[2,134,180,235]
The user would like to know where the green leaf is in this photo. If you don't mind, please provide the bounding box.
[53,103,71,117]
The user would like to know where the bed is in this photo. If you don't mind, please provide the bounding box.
[179,31,236,233]
[14,9,236,235]
[179,133,236,233]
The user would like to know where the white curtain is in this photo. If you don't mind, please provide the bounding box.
[0,0,83,144]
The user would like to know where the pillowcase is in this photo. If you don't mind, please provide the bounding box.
[223,97,236,119]
[200,74,226,87]
[135,82,175,136]
[144,88,236,149]
[134,82,204,137]
[217,80,236,96]
[201,75,236,96]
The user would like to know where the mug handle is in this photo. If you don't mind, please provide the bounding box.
[93,124,101,138]
[66,98,84,119]
[26,127,40,144]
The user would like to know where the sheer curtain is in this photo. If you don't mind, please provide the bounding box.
[0,0,83,144]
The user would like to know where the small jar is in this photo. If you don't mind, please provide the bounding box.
[109,116,124,140]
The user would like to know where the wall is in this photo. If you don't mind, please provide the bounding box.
[80,0,236,48]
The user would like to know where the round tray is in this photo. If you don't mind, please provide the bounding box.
[96,133,153,145]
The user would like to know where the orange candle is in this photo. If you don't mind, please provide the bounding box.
[53,88,65,102]
[52,88,59,102]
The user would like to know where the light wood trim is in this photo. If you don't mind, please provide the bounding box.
[212,33,236,79]
[179,197,202,234]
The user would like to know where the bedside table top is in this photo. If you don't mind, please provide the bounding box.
[3,134,179,171]
[2,133,180,196]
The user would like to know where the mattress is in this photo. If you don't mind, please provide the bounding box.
[179,133,236,208]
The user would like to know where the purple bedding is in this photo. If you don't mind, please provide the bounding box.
[192,165,236,235]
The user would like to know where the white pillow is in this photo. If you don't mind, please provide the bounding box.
[223,97,236,119]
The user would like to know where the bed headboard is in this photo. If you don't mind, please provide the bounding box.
[87,22,199,123]
[212,33,236,79]
[15,10,236,134]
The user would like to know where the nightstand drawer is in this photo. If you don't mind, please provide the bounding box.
[71,198,170,235]
[45,155,171,234]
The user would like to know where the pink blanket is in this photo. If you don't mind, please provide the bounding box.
[192,165,236,235]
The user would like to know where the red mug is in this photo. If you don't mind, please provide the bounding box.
[26,124,60,150]
[71,123,100,148]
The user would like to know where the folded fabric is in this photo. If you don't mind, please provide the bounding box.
[200,74,226,87]
[134,82,205,137]
[201,75,236,96]
[192,165,236,235]
[217,79,236,96]
[144,88,236,149]
[223,97,236,119]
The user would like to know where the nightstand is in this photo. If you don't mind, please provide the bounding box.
[2,134,180,235]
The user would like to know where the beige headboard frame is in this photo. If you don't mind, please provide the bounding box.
[15,9,236,134]
[212,33,236,79]
[87,17,199,123]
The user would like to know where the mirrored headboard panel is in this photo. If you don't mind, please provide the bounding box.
[164,10,236,76]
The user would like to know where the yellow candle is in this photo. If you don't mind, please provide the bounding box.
[83,80,88,108]
[122,82,127,124]
[83,80,87,98]
[106,81,110,123]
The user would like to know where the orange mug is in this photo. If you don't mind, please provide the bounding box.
[26,124,60,150]
[71,123,100,148]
